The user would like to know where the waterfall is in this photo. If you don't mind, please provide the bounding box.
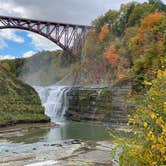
[34,85,71,120]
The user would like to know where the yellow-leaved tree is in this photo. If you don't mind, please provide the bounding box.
[119,58,166,165]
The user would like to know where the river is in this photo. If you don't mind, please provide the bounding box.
[0,85,111,157]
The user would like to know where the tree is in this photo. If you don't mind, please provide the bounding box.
[98,25,109,41]
[149,0,166,11]
[113,2,137,35]
[128,12,165,92]
[106,44,118,65]
[120,68,166,165]
[127,3,154,26]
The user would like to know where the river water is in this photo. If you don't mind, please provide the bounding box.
[0,85,111,156]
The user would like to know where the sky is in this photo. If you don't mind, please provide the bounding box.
[0,0,163,60]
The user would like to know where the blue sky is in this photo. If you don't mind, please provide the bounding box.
[0,28,58,59]
[1,0,164,60]
[0,28,57,59]
[0,31,35,58]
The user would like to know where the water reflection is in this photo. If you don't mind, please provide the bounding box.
[5,118,110,144]
[0,119,111,156]
[45,118,110,143]
[8,128,49,144]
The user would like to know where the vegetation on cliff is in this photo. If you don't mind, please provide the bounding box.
[68,2,166,164]
[0,65,49,126]
[1,50,73,86]
[74,0,166,89]
[1,1,165,90]
[80,0,165,165]
[122,65,166,165]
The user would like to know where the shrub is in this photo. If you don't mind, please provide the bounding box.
[119,66,166,165]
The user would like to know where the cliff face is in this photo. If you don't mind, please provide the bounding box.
[66,87,112,122]
[0,65,50,126]
[66,80,132,124]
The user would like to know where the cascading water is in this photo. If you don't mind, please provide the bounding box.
[34,85,71,122]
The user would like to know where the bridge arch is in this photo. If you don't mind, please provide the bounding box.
[0,26,68,54]
[0,16,91,56]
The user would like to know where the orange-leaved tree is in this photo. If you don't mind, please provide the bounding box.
[98,25,109,41]
[141,12,164,32]
[128,12,165,91]
[106,44,118,66]
[134,12,164,45]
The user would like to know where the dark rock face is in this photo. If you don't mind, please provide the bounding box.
[66,87,112,122]
[66,80,132,124]
[106,81,132,124]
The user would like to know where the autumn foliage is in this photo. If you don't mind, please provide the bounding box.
[133,12,165,45]
[106,44,118,65]
[125,67,166,166]
[98,25,109,41]
[79,1,166,165]
[140,12,164,32]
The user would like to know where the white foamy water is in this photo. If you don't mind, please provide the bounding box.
[34,85,71,121]
[25,160,58,166]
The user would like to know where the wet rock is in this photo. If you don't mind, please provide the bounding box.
[50,144,56,146]
[50,143,63,147]
[66,87,112,122]
[43,144,49,146]
[0,141,116,166]
[55,144,63,147]
[71,139,81,144]
[66,80,132,125]
[0,123,59,139]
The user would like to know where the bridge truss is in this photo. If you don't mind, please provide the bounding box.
[0,15,91,56]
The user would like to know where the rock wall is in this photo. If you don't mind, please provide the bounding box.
[66,87,112,122]
[66,80,132,124]
[106,80,132,124]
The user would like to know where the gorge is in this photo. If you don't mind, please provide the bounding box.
[0,0,165,165]
[0,81,131,165]
[0,85,116,165]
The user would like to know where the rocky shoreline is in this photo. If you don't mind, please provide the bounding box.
[0,124,118,166]
[0,140,116,166]
[0,123,58,138]
[0,119,50,128]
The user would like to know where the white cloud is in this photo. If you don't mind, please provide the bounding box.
[0,1,28,17]
[0,1,26,50]
[0,29,24,43]
[0,0,149,26]
[0,29,24,49]
[0,54,16,60]
[23,50,36,58]
[0,51,35,60]
[27,32,60,51]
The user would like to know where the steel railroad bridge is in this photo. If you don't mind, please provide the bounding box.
[0,15,92,57]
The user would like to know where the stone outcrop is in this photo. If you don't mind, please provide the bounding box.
[106,80,132,124]
[66,86,112,122]
[66,80,132,124]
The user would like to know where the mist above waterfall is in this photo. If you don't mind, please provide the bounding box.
[18,50,74,86]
